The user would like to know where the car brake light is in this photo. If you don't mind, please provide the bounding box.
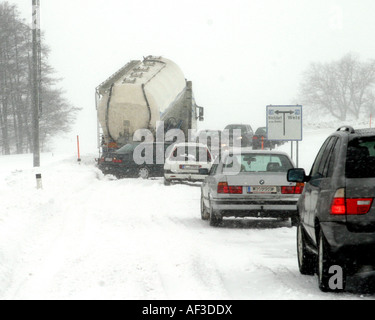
[112,157,122,163]
[331,188,346,215]
[330,189,373,215]
[295,183,305,194]
[281,183,305,194]
[217,182,243,194]
[281,186,295,194]
[346,198,373,215]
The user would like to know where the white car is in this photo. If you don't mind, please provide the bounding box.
[164,142,213,185]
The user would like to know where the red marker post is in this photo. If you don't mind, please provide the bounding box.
[77,135,81,163]
[261,136,264,150]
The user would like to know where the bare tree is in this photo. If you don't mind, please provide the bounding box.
[299,53,375,121]
[0,2,80,154]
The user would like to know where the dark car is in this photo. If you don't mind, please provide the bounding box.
[252,127,276,150]
[223,124,254,148]
[195,129,222,158]
[288,126,375,292]
[98,142,174,179]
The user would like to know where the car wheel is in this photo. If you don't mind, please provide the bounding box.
[291,215,299,227]
[138,167,150,180]
[318,230,346,292]
[209,202,222,227]
[200,194,209,220]
[164,177,171,186]
[297,223,315,276]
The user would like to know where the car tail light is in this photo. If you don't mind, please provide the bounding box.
[346,198,373,215]
[330,188,373,215]
[217,182,243,194]
[295,183,305,194]
[281,183,305,194]
[330,188,346,215]
[112,157,122,163]
[281,186,295,194]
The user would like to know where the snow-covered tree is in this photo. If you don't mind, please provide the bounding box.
[299,53,375,122]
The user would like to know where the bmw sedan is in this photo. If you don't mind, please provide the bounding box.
[200,150,303,226]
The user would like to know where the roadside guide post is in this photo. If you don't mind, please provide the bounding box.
[266,105,303,167]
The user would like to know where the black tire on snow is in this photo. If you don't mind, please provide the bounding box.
[200,194,209,220]
[209,203,222,227]
[297,223,316,276]
[318,230,346,292]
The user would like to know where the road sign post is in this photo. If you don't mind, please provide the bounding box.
[267,105,303,166]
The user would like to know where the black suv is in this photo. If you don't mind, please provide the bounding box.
[288,126,375,292]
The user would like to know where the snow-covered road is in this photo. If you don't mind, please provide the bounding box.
[1,127,375,300]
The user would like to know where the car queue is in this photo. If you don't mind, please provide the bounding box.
[98,125,375,293]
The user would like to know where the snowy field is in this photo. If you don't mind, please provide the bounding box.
[1,127,375,300]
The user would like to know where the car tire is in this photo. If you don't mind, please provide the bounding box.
[318,230,346,292]
[209,202,222,227]
[200,194,209,220]
[164,178,171,186]
[297,223,315,276]
[138,167,150,180]
[291,215,299,227]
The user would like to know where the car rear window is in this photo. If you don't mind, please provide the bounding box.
[255,128,267,135]
[116,143,139,154]
[346,137,375,178]
[223,154,293,173]
[169,146,211,162]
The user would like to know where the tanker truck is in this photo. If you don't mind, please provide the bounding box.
[96,55,204,154]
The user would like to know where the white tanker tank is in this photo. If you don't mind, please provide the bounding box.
[96,56,203,151]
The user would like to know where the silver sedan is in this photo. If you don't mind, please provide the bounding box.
[200,150,303,226]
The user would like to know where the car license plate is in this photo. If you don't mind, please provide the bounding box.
[248,186,277,194]
[181,165,199,170]
[105,158,113,162]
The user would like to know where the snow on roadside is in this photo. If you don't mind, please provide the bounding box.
[0,128,374,300]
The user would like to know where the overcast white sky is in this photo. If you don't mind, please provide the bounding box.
[9,0,375,153]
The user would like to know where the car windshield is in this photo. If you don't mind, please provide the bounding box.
[346,137,375,178]
[169,146,211,162]
[198,131,220,137]
[223,153,293,173]
[116,143,139,154]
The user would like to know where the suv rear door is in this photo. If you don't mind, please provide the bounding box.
[345,137,375,232]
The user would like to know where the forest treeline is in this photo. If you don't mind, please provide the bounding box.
[0,2,79,155]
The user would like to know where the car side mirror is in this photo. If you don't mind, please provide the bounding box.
[199,168,210,175]
[287,168,308,183]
